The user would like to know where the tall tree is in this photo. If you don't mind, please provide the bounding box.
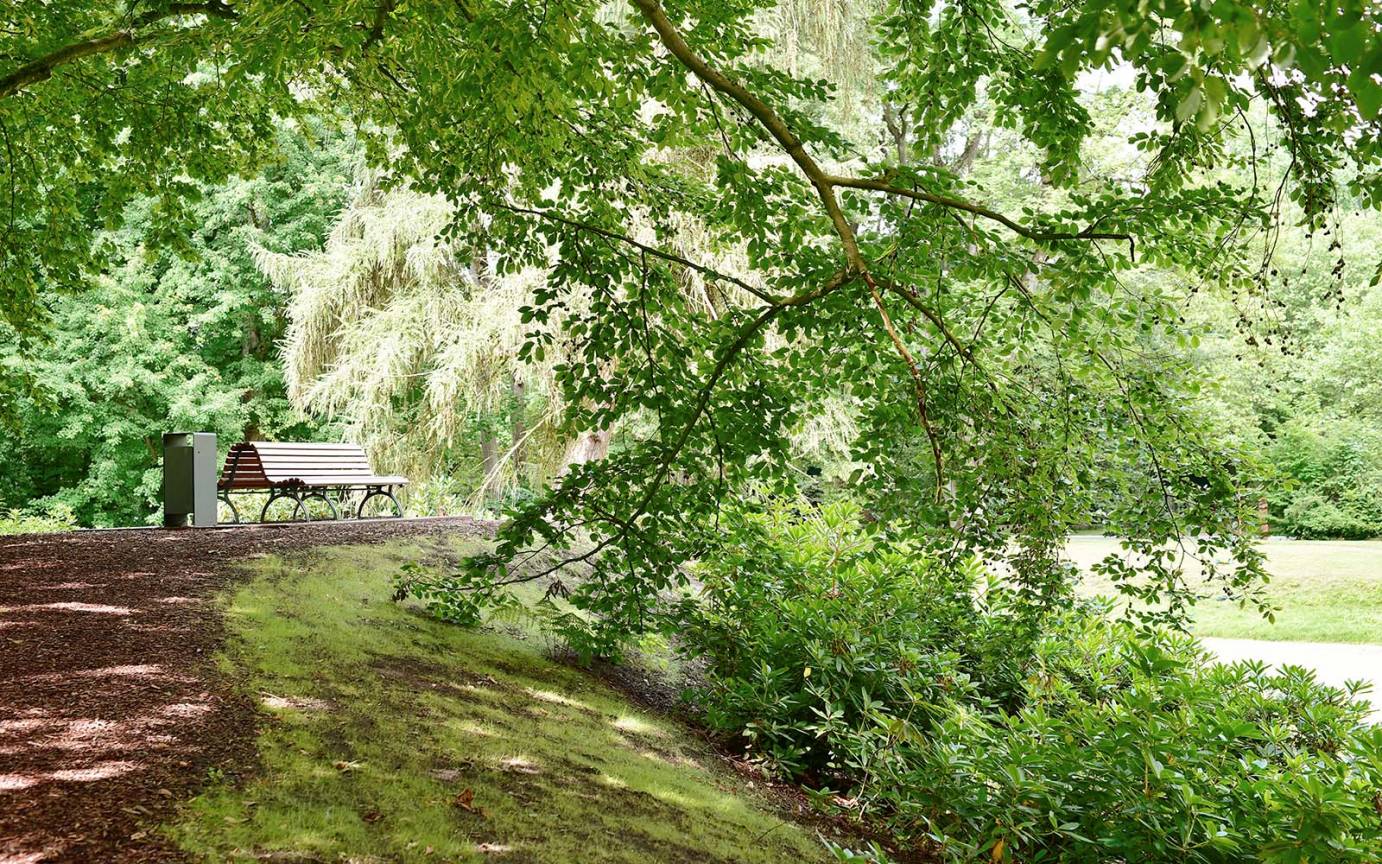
[4,1,1381,644]
[257,175,562,489]
[0,119,353,525]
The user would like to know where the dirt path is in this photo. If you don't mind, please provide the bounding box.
[1201,637,1382,721]
[0,518,489,864]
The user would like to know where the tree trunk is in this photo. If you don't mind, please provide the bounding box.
[560,429,611,474]
[883,101,910,166]
[480,433,503,500]
[952,128,983,175]
[510,370,526,483]
[468,241,508,501]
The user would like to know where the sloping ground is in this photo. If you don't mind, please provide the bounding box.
[0,518,491,864]
[167,539,853,863]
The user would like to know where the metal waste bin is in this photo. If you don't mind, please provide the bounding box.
[163,432,217,527]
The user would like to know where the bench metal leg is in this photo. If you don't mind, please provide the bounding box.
[357,486,403,519]
[259,489,293,523]
[218,492,241,524]
[292,491,340,521]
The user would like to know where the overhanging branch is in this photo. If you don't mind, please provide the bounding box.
[495,202,781,306]
[0,3,237,102]
[629,0,864,268]
[523,265,859,581]
[630,0,1132,253]
[864,273,945,501]
[828,174,1133,249]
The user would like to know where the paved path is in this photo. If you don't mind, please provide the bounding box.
[1202,637,1382,721]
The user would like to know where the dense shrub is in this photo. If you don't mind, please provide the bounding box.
[890,619,1382,863]
[1267,422,1382,539]
[0,503,76,535]
[682,501,992,777]
[685,503,1382,862]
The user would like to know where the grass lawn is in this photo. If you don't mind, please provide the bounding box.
[168,537,856,864]
[1066,535,1382,644]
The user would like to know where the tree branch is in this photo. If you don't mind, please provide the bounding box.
[873,275,981,371]
[828,173,1132,248]
[629,0,864,269]
[864,273,944,501]
[630,0,1130,262]
[495,201,781,306]
[361,0,396,50]
[0,3,236,102]
[525,266,858,581]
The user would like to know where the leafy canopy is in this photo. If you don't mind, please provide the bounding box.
[0,119,353,525]
[5,1,1382,648]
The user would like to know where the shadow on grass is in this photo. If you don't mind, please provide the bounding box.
[169,539,843,864]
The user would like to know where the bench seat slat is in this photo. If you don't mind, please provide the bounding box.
[254,456,374,464]
[271,475,410,486]
[247,442,365,450]
[218,441,407,492]
[257,461,375,467]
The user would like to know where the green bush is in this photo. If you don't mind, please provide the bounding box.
[685,502,1382,862]
[681,500,997,778]
[0,503,77,535]
[891,618,1382,863]
[1267,422,1382,539]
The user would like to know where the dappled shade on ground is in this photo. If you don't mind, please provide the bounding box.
[169,540,852,863]
[0,518,488,863]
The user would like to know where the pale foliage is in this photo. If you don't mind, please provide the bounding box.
[762,0,885,126]
[259,168,862,494]
[256,175,564,481]
[767,0,879,83]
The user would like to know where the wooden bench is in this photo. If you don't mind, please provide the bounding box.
[217,441,408,522]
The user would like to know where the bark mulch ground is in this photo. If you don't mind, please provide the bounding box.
[0,517,489,864]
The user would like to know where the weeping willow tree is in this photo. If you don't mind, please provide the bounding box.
[258,168,858,500]
[761,0,883,123]
[255,174,568,493]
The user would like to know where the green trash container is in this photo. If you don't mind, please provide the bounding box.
[163,432,217,527]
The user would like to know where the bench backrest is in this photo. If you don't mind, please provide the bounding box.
[218,442,381,489]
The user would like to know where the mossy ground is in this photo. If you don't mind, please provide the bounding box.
[168,536,846,863]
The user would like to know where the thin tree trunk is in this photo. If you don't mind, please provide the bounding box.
[883,101,910,166]
[951,127,984,175]
[469,242,507,501]
[480,433,503,500]
[510,370,526,483]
